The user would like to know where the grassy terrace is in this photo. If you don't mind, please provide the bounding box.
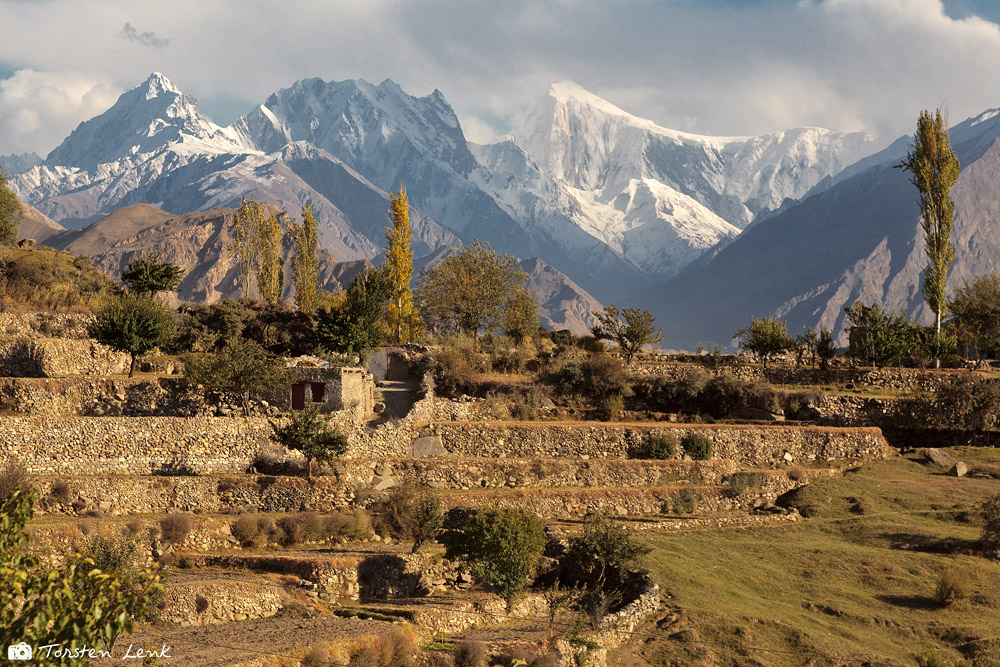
[615,447,1000,667]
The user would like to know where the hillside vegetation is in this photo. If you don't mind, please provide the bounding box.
[0,246,117,313]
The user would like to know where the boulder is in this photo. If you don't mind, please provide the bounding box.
[371,475,397,491]
[949,462,968,477]
[410,435,447,457]
[923,448,957,469]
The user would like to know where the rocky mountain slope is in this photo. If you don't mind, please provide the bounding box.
[8,73,878,306]
[43,204,369,304]
[642,107,1000,350]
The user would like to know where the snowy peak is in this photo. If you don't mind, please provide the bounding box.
[237,76,477,177]
[45,72,232,168]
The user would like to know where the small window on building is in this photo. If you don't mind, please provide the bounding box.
[311,382,326,403]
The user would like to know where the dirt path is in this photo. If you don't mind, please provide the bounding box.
[93,615,391,666]
[372,379,420,424]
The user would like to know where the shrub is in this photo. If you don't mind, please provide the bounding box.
[349,626,417,667]
[195,595,210,614]
[377,484,444,553]
[48,479,72,504]
[80,530,141,574]
[728,472,768,492]
[646,433,678,460]
[232,515,275,548]
[159,513,193,545]
[276,512,325,547]
[508,389,542,421]
[599,393,625,421]
[981,492,1000,552]
[697,375,746,416]
[934,568,971,607]
[0,461,30,501]
[671,487,697,514]
[452,641,487,667]
[271,405,349,477]
[682,433,712,460]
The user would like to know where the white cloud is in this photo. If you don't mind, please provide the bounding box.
[0,0,999,155]
[0,69,121,156]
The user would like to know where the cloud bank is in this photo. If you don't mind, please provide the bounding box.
[0,0,998,156]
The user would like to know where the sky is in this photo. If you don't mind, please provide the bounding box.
[2,0,1000,157]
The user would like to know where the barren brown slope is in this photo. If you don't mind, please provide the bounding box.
[45,204,368,303]
[16,202,65,244]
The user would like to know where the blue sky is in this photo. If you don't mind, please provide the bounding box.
[1,0,1000,156]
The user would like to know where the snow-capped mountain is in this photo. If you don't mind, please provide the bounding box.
[640,106,1000,351]
[10,72,881,309]
[491,81,878,276]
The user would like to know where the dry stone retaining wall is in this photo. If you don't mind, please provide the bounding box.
[0,312,94,339]
[423,422,892,467]
[0,337,129,377]
[161,580,284,626]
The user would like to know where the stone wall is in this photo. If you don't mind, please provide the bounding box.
[0,377,204,417]
[420,422,892,468]
[0,337,130,377]
[0,312,94,339]
[29,458,791,517]
[633,361,965,392]
[0,416,273,475]
[161,579,284,626]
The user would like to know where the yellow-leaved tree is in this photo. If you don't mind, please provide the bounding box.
[228,196,261,298]
[384,186,423,343]
[292,205,319,314]
[257,212,283,304]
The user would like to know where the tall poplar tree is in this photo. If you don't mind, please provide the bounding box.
[292,205,319,314]
[257,212,283,304]
[384,186,423,343]
[0,165,22,246]
[898,109,960,367]
[228,196,262,299]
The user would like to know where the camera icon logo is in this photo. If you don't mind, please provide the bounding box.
[7,642,33,660]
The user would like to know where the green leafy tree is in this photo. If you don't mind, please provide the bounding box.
[560,512,651,625]
[291,205,320,315]
[1,488,163,661]
[733,315,793,368]
[185,337,290,416]
[897,109,960,367]
[0,165,22,246]
[315,266,393,358]
[91,293,175,377]
[121,253,185,297]
[844,301,919,368]
[949,273,1000,361]
[257,212,283,304]
[416,241,533,337]
[816,327,837,370]
[591,304,664,363]
[384,186,424,343]
[270,404,348,478]
[445,505,546,610]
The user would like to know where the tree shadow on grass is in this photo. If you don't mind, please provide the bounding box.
[883,532,981,555]
[876,593,939,610]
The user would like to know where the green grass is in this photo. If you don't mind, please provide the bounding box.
[616,447,1000,667]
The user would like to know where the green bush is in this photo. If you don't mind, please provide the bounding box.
[599,393,625,421]
[682,433,712,460]
[670,487,697,514]
[172,299,317,356]
[646,433,677,460]
[376,484,443,553]
[981,492,1000,552]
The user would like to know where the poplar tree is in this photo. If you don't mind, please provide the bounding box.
[384,186,423,343]
[257,212,283,304]
[291,205,319,314]
[898,109,960,367]
[228,196,262,299]
[0,166,21,246]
